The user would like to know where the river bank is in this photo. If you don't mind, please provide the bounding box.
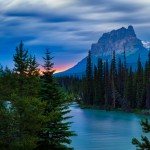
[69,103,148,150]
[79,103,150,116]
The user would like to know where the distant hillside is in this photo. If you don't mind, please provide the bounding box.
[55,25,148,77]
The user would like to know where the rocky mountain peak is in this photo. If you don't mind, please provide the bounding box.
[56,25,148,76]
[92,25,145,56]
[127,25,136,36]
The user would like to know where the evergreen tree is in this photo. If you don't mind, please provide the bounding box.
[81,76,87,104]
[117,58,124,97]
[0,42,50,150]
[0,67,16,100]
[0,66,46,150]
[13,41,29,96]
[28,55,39,76]
[8,95,46,150]
[104,60,111,107]
[111,50,117,108]
[85,50,93,105]
[37,49,75,150]
[146,52,150,109]
[27,55,41,97]
[125,66,134,108]
[56,47,150,112]
[97,58,104,105]
[13,41,28,75]
[93,65,98,104]
[146,83,150,109]
[136,55,144,108]
[132,119,150,149]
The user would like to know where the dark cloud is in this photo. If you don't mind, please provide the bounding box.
[0,0,150,71]
[4,11,80,23]
[77,0,145,13]
[112,16,150,24]
[4,11,39,18]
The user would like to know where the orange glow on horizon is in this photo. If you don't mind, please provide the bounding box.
[38,64,74,74]
[54,64,73,73]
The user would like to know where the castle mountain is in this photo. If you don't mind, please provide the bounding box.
[56,25,148,76]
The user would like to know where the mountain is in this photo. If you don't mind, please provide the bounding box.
[142,41,150,50]
[55,25,148,76]
[91,25,145,56]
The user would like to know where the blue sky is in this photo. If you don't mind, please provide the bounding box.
[0,0,150,72]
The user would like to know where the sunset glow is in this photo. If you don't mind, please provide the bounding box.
[54,64,74,73]
[38,64,74,74]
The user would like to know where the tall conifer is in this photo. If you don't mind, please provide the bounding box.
[37,49,75,150]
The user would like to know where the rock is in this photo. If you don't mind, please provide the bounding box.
[91,25,146,56]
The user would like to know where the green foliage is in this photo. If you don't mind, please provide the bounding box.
[13,41,28,75]
[57,50,150,112]
[85,50,94,105]
[132,119,150,149]
[0,96,46,150]
[0,42,75,150]
[37,49,76,150]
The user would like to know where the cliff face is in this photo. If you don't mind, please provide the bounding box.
[91,25,146,56]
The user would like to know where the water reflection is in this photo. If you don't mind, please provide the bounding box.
[69,103,148,150]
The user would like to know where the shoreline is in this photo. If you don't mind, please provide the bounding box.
[78,103,150,116]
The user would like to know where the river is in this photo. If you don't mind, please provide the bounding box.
[68,103,149,150]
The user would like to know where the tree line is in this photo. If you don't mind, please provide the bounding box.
[57,50,150,111]
[0,41,75,150]
[57,49,150,149]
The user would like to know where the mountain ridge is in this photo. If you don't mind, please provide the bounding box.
[55,25,148,76]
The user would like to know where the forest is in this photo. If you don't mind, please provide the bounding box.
[0,41,75,150]
[57,50,150,112]
[57,50,150,149]
[1,41,150,149]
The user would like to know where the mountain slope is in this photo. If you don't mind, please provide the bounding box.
[56,25,148,76]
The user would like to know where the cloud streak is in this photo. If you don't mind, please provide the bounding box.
[0,0,150,71]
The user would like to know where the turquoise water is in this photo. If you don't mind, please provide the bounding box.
[69,103,149,150]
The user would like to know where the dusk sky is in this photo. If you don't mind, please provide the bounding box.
[0,0,150,72]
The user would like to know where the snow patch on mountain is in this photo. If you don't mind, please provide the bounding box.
[142,41,150,50]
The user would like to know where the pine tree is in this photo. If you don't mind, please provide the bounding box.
[97,58,104,105]
[37,49,75,150]
[93,65,98,104]
[54,46,150,113]
[13,41,29,96]
[136,55,144,108]
[0,64,46,150]
[13,41,28,75]
[125,66,134,108]
[111,50,117,108]
[146,52,150,109]
[0,67,16,100]
[0,42,52,150]
[85,50,93,105]
[104,59,111,107]
[146,83,150,109]
[117,58,124,97]
[28,55,39,76]
[8,95,46,150]
[132,119,150,149]
[27,55,41,96]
